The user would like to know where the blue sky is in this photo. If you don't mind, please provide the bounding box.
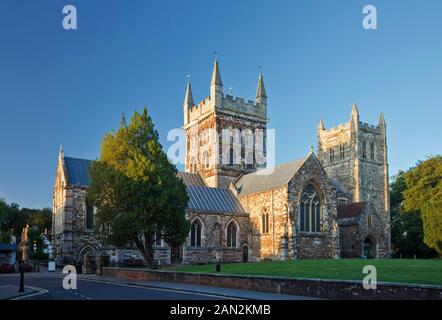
[0,0,441,208]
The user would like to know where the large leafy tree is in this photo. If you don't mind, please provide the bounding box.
[390,171,435,258]
[87,108,190,268]
[403,156,442,255]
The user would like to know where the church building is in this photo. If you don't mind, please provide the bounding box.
[52,61,391,265]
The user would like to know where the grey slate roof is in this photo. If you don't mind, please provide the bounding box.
[331,178,348,196]
[177,172,207,187]
[235,156,309,196]
[187,186,246,214]
[64,157,92,186]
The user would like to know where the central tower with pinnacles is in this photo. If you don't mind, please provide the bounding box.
[183,60,268,188]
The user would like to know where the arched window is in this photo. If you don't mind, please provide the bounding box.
[227,221,238,248]
[299,184,322,232]
[202,151,210,169]
[227,147,233,165]
[190,219,202,247]
[86,203,94,230]
[245,151,254,170]
[329,147,335,162]
[362,141,367,158]
[370,142,375,160]
[340,144,345,159]
[261,212,269,234]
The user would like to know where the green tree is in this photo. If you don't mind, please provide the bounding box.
[403,155,442,255]
[0,199,22,234]
[390,171,436,258]
[21,208,52,234]
[87,108,190,268]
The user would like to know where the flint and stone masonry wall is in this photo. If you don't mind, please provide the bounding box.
[103,267,442,300]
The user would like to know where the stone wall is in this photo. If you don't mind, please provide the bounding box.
[317,110,391,258]
[338,223,361,258]
[237,153,341,261]
[184,211,250,264]
[102,267,442,300]
[238,187,288,261]
[288,154,340,259]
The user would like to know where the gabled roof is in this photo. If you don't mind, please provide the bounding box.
[64,157,92,187]
[177,172,207,187]
[234,155,309,196]
[331,178,348,196]
[187,186,246,214]
[337,202,366,219]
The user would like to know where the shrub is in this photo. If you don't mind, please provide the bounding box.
[0,264,15,273]
[21,263,33,272]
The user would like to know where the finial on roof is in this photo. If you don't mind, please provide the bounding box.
[58,144,64,161]
[184,78,194,106]
[310,145,314,153]
[351,100,359,119]
[318,117,325,130]
[255,72,267,100]
[211,59,222,86]
[379,112,386,126]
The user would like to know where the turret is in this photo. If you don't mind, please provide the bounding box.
[378,112,386,128]
[210,60,223,106]
[183,80,194,125]
[255,73,267,108]
[318,117,325,131]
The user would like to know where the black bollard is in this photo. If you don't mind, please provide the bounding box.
[216,261,221,272]
[18,262,24,293]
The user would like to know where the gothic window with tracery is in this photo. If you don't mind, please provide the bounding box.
[299,184,322,232]
[190,219,202,247]
[227,221,238,248]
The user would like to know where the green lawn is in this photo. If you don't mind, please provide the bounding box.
[165,259,442,286]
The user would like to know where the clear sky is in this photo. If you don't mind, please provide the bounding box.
[0,0,441,208]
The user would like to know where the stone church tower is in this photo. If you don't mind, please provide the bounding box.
[317,103,391,257]
[183,60,268,188]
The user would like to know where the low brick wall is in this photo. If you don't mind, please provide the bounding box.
[102,267,442,300]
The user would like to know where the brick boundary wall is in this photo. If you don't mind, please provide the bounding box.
[102,267,442,300]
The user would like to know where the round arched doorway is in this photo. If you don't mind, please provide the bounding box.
[363,237,376,258]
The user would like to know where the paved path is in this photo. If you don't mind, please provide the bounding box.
[0,285,37,300]
[0,269,316,300]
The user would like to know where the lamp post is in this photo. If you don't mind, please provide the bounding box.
[33,241,37,272]
[47,244,55,272]
[18,260,24,293]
